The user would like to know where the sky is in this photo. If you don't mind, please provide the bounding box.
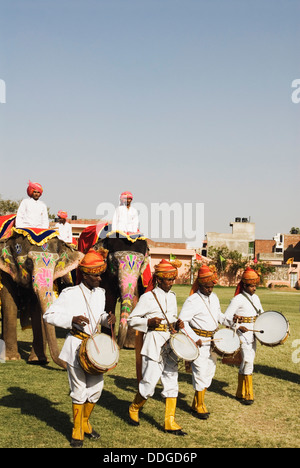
[0,0,299,244]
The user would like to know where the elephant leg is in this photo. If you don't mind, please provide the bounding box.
[123,296,138,349]
[0,272,21,361]
[27,295,48,364]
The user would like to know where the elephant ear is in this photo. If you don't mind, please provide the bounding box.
[0,241,19,281]
[53,242,84,281]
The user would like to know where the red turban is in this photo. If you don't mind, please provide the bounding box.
[234,267,260,296]
[57,210,68,219]
[79,248,108,275]
[189,264,218,295]
[27,180,43,197]
[120,191,133,201]
[145,259,182,292]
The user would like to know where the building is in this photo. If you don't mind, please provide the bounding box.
[206,218,255,258]
[255,233,300,288]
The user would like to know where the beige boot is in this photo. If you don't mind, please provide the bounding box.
[71,404,84,448]
[191,390,210,419]
[129,392,147,426]
[164,398,186,436]
[83,402,100,439]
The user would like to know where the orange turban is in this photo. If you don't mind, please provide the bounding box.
[120,191,133,201]
[189,264,218,295]
[234,267,260,296]
[145,259,182,292]
[79,248,108,275]
[57,210,68,219]
[27,180,43,197]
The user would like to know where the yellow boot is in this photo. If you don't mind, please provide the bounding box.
[243,375,254,405]
[71,403,84,448]
[236,373,246,401]
[83,402,100,440]
[164,397,187,436]
[191,390,210,420]
[129,392,147,426]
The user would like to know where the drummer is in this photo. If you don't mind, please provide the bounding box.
[43,249,116,448]
[179,264,227,419]
[224,267,263,405]
[127,259,186,436]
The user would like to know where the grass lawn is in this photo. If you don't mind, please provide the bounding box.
[0,285,299,448]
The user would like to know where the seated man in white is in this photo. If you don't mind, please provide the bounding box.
[16,180,49,229]
[111,191,139,234]
[55,210,73,243]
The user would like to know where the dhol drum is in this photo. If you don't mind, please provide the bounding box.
[212,328,241,358]
[78,333,119,375]
[169,332,199,362]
[254,310,290,347]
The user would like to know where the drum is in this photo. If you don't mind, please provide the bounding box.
[254,310,290,347]
[78,333,119,375]
[169,332,199,362]
[212,328,241,357]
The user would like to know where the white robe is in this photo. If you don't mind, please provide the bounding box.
[128,286,179,399]
[55,222,73,243]
[16,197,49,229]
[179,290,227,391]
[111,205,139,233]
[224,292,264,375]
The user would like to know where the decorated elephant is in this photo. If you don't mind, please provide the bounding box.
[78,223,151,349]
[0,220,84,368]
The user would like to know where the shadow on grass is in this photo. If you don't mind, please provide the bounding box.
[0,387,71,441]
[255,364,300,384]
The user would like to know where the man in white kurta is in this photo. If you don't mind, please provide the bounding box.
[111,191,139,234]
[224,267,263,405]
[43,248,115,447]
[16,181,49,229]
[179,264,226,419]
[55,210,73,243]
[128,259,186,436]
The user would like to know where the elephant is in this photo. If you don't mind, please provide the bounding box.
[0,227,84,368]
[78,224,150,349]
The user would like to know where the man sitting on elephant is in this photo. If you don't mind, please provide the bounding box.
[15,180,49,229]
[43,248,116,448]
[112,191,139,235]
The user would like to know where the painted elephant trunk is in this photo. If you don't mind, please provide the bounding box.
[114,251,145,349]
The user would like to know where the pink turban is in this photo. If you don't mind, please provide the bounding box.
[57,210,68,219]
[120,191,133,201]
[27,180,43,197]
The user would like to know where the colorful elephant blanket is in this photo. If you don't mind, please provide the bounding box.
[0,214,16,240]
[12,227,58,246]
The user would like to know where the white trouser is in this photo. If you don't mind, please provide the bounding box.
[239,339,256,375]
[67,364,104,404]
[139,345,179,399]
[191,345,217,392]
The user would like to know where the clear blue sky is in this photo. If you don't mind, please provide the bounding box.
[0,0,299,242]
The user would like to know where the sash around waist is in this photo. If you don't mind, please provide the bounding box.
[69,328,90,340]
[191,328,215,338]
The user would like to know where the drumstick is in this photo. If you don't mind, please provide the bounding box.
[245,328,264,333]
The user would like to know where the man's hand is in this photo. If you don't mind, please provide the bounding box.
[108,312,116,325]
[72,315,90,327]
[196,339,202,347]
[148,317,163,328]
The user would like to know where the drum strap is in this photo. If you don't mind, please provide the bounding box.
[241,292,262,315]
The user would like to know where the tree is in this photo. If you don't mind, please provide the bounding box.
[290,227,300,234]
[0,196,20,216]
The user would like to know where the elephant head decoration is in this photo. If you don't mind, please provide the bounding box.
[0,225,84,368]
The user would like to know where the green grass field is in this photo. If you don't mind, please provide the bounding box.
[0,285,299,448]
